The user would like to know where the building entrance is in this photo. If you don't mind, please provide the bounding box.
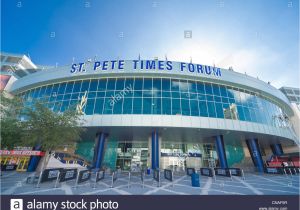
[116,141,149,170]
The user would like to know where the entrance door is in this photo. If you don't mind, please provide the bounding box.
[116,141,148,170]
[202,144,217,167]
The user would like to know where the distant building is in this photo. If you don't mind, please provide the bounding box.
[280,86,300,105]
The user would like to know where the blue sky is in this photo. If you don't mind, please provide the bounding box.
[1,0,299,88]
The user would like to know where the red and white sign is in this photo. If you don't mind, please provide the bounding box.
[0,150,45,156]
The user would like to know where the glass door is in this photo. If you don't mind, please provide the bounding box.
[116,141,148,171]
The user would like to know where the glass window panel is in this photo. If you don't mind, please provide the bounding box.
[105,91,114,98]
[143,97,152,114]
[227,88,235,98]
[107,78,116,90]
[171,79,180,91]
[89,80,99,91]
[189,93,197,99]
[205,83,213,95]
[116,78,125,90]
[255,109,262,123]
[220,85,228,97]
[172,98,181,115]
[215,102,224,118]
[179,80,189,92]
[188,81,197,93]
[143,90,152,97]
[196,82,205,94]
[60,100,70,112]
[143,78,152,90]
[94,98,104,114]
[65,81,74,93]
[33,87,41,98]
[73,81,82,93]
[123,97,133,114]
[237,105,245,121]
[84,98,95,115]
[181,99,190,116]
[162,98,171,115]
[243,107,251,121]
[212,84,220,96]
[45,85,53,95]
[63,93,72,100]
[206,95,214,101]
[134,78,143,90]
[162,78,171,91]
[113,97,123,114]
[249,108,257,122]
[134,91,143,97]
[103,97,113,114]
[97,92,105,98]
[56,95,63,101]
[71,93,79,100]
[88,92,96,98]
[172,91,180,98]
[190,100,199,116]
[197,94,206,101]
[162,91,171,97]
[214,96,221,102]
[98,79,107,91]
[38,86,46,98]
[51,84,59,93]
[222,97,229,103]
[152,98,161,114]
[58,83,67,94]
[132,97,142,114]
[180,92,190,99]
[199,101,208,117]
[125,78,134,88]
[153,78,161,90]
[207,102,216,117]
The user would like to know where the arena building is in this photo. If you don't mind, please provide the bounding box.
[1,52,299,172]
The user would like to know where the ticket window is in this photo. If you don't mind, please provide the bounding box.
[16,157,30,171]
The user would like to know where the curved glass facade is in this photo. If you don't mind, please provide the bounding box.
[20,77,288,127]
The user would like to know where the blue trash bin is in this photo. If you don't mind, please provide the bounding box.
[147,168,151,175]
[191,173,200,187]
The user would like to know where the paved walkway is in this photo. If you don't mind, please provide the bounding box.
[1,171,299,195]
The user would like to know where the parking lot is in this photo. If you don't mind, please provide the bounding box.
[1,170,299,195]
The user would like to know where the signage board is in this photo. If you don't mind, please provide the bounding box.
[59,168,77,182]
[214,168,231,177]
[0,164,17,171]
[41,168,63,183]
[77,170,91,184]
[164,169,173,182]
[0,150,45,156]
[70,60,222,78]
[200,168,214,177]
[228,168,242,176]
